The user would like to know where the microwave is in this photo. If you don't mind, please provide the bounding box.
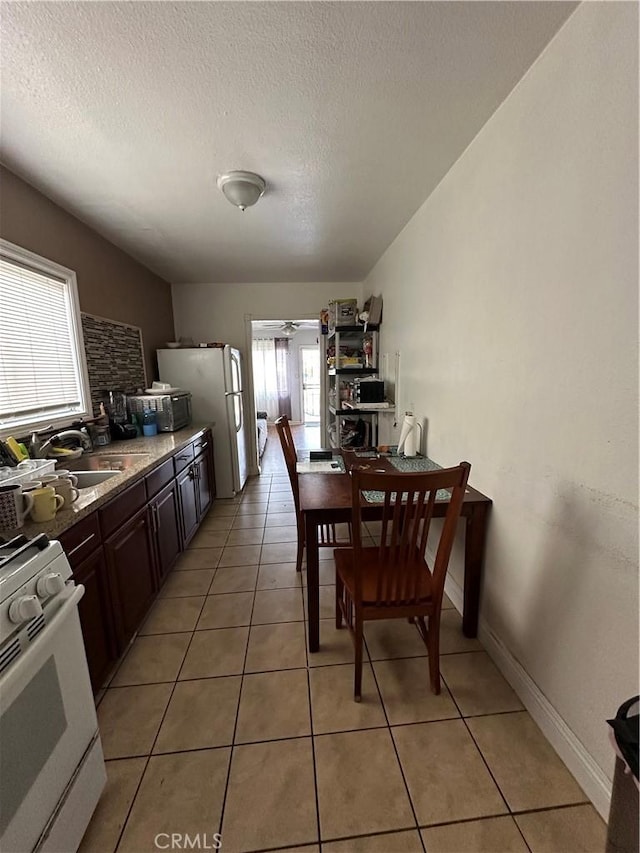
[127,392,192,432]
[354,379,385,404]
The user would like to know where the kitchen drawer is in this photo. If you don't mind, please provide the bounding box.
[192,430,211,457]
[145,457,174,499]
[99,479,147,539]
[173,443,195,476]
[58,512,102,570]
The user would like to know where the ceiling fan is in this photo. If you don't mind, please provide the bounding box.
[255,320,302,337]
[279,321,300,337]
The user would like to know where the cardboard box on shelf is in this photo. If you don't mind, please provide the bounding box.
[328,299,359,330]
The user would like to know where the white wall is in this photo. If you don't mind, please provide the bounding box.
[172,281,361,352]
[366,2,638,812]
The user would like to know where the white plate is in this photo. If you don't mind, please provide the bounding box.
[145,387,180,394]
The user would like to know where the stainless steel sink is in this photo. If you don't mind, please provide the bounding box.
[64,452,151,473]
[73,470,122,488]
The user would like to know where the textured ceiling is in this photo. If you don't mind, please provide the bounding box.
[0,2,577,284]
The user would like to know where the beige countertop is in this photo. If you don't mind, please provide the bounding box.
[2,422,213,541]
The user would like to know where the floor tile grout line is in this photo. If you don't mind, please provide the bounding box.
[365,641,428,853]
[216,561,258,842]
[458,707,518,820]
[315,825,428,849]
[303,624,323,852]
[112,586,210,852]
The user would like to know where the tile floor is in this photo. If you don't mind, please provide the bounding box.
[80,428,606,853]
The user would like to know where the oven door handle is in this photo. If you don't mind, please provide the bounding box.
[0,585,85,699]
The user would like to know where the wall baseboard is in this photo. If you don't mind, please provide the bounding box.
[444,575,613,820]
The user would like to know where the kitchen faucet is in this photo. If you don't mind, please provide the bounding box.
[36,429,93,458]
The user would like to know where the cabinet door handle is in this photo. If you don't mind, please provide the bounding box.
[177,454,190,461]
[188,464,195,480]
[198,442,208,451]
[67,533,96,558]
[151,504,159,535]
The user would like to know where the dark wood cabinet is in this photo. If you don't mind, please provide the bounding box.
[177,464,199,546]
[149,480,182,585]
[59,512,115,695]
[177,437,215,545]
[195,450,213,518]
[104,508,157,650]
[73,548,116,693]
[59,431,217,687]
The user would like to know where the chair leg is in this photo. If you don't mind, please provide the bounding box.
[335,573,343,629]
[426,613,441,695]
[295,520,305,573]
[354,615,364,702]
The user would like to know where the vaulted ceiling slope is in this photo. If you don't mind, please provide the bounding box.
[0,2,577,284]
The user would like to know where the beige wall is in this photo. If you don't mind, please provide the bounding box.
[366,3,638,814]
[171,281,362,353]
[0,166,175,380]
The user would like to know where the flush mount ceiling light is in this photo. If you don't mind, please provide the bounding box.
[217,170,266,211]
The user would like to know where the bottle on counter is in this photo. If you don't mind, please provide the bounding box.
[142,410,158,437]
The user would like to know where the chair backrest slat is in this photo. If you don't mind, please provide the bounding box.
[351,463,471,607]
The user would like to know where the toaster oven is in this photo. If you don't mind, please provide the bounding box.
[353,379,385,404]
[127,392,192,432]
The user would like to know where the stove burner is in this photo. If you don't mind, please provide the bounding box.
[0,534,50,571]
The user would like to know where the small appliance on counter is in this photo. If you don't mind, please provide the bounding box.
[101,390,138,440]
[353,378,385,404]
[127,389,192,433]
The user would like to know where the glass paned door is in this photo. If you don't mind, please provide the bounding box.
[300,346,320,424]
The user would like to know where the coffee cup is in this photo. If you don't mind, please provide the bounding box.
[40,474,59,487]
[22,480,43,492]
[29,487,64,523]
[17,459,38,473]
[54,469,79,487]
[0,484,35,530]
[0,467,14,481]
[52,478,79,507]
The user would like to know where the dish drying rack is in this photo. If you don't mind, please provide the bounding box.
[2,460,56,487]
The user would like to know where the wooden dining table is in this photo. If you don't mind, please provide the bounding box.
[298,453,492,653]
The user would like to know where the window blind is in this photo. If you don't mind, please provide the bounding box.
[0,255,88,432]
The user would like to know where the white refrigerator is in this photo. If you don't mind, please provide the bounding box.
[157,346,248,498]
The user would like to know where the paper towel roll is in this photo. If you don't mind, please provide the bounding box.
[398,413,417,457]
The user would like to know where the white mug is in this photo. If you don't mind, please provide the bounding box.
[0,484,34,530]
[54,469,78,487]
[52,478,79,507]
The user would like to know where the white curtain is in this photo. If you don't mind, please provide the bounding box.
[252,338,279,419]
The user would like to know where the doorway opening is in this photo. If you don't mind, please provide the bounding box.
[249,319,322,469]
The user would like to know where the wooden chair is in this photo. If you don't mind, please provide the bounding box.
[275,415,350,572]
[334,462,471,700]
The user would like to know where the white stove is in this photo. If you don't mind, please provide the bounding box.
[0,533,106,853]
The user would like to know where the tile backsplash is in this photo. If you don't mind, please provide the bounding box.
[81,313,147,414]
